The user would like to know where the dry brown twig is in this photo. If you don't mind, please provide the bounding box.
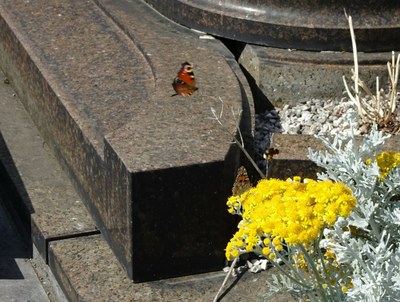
[343,15,400,133]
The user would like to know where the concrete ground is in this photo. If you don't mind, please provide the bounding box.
[0,198,66,302]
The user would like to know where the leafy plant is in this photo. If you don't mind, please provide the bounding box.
[309,124,400,302]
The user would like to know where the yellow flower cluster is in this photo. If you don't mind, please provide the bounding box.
[226,177,356,261]
[371,151,400,180]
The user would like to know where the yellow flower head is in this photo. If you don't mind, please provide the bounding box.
[371,151,400,180]
[225,177,356,260]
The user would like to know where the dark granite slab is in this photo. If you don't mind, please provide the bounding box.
[0,0,254,281]
[48,234,294,302]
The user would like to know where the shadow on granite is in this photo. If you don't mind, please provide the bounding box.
[0,200,52,302]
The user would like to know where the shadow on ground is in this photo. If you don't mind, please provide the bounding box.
[0,131,32,279]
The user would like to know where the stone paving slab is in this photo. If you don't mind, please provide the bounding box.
[0,0,254,281]
[48,234,294,302]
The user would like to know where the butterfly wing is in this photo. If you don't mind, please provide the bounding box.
[232,166,251,196]
[172,62,198,96]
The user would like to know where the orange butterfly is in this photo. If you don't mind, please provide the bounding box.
[171,62,198,97]
[232,166,251,196]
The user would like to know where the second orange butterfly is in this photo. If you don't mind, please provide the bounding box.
[232,166,251,196]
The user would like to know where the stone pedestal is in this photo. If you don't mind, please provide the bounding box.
[146,0,400,106]
[145,0,400,51]
[239,45,391,107]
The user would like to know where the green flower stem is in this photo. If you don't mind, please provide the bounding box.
[271,248,312,290]
[315,235,343,301]
[299,244,330,302]
[315,235,335,297]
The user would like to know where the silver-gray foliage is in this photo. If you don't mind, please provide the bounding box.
[308,123,400,302]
